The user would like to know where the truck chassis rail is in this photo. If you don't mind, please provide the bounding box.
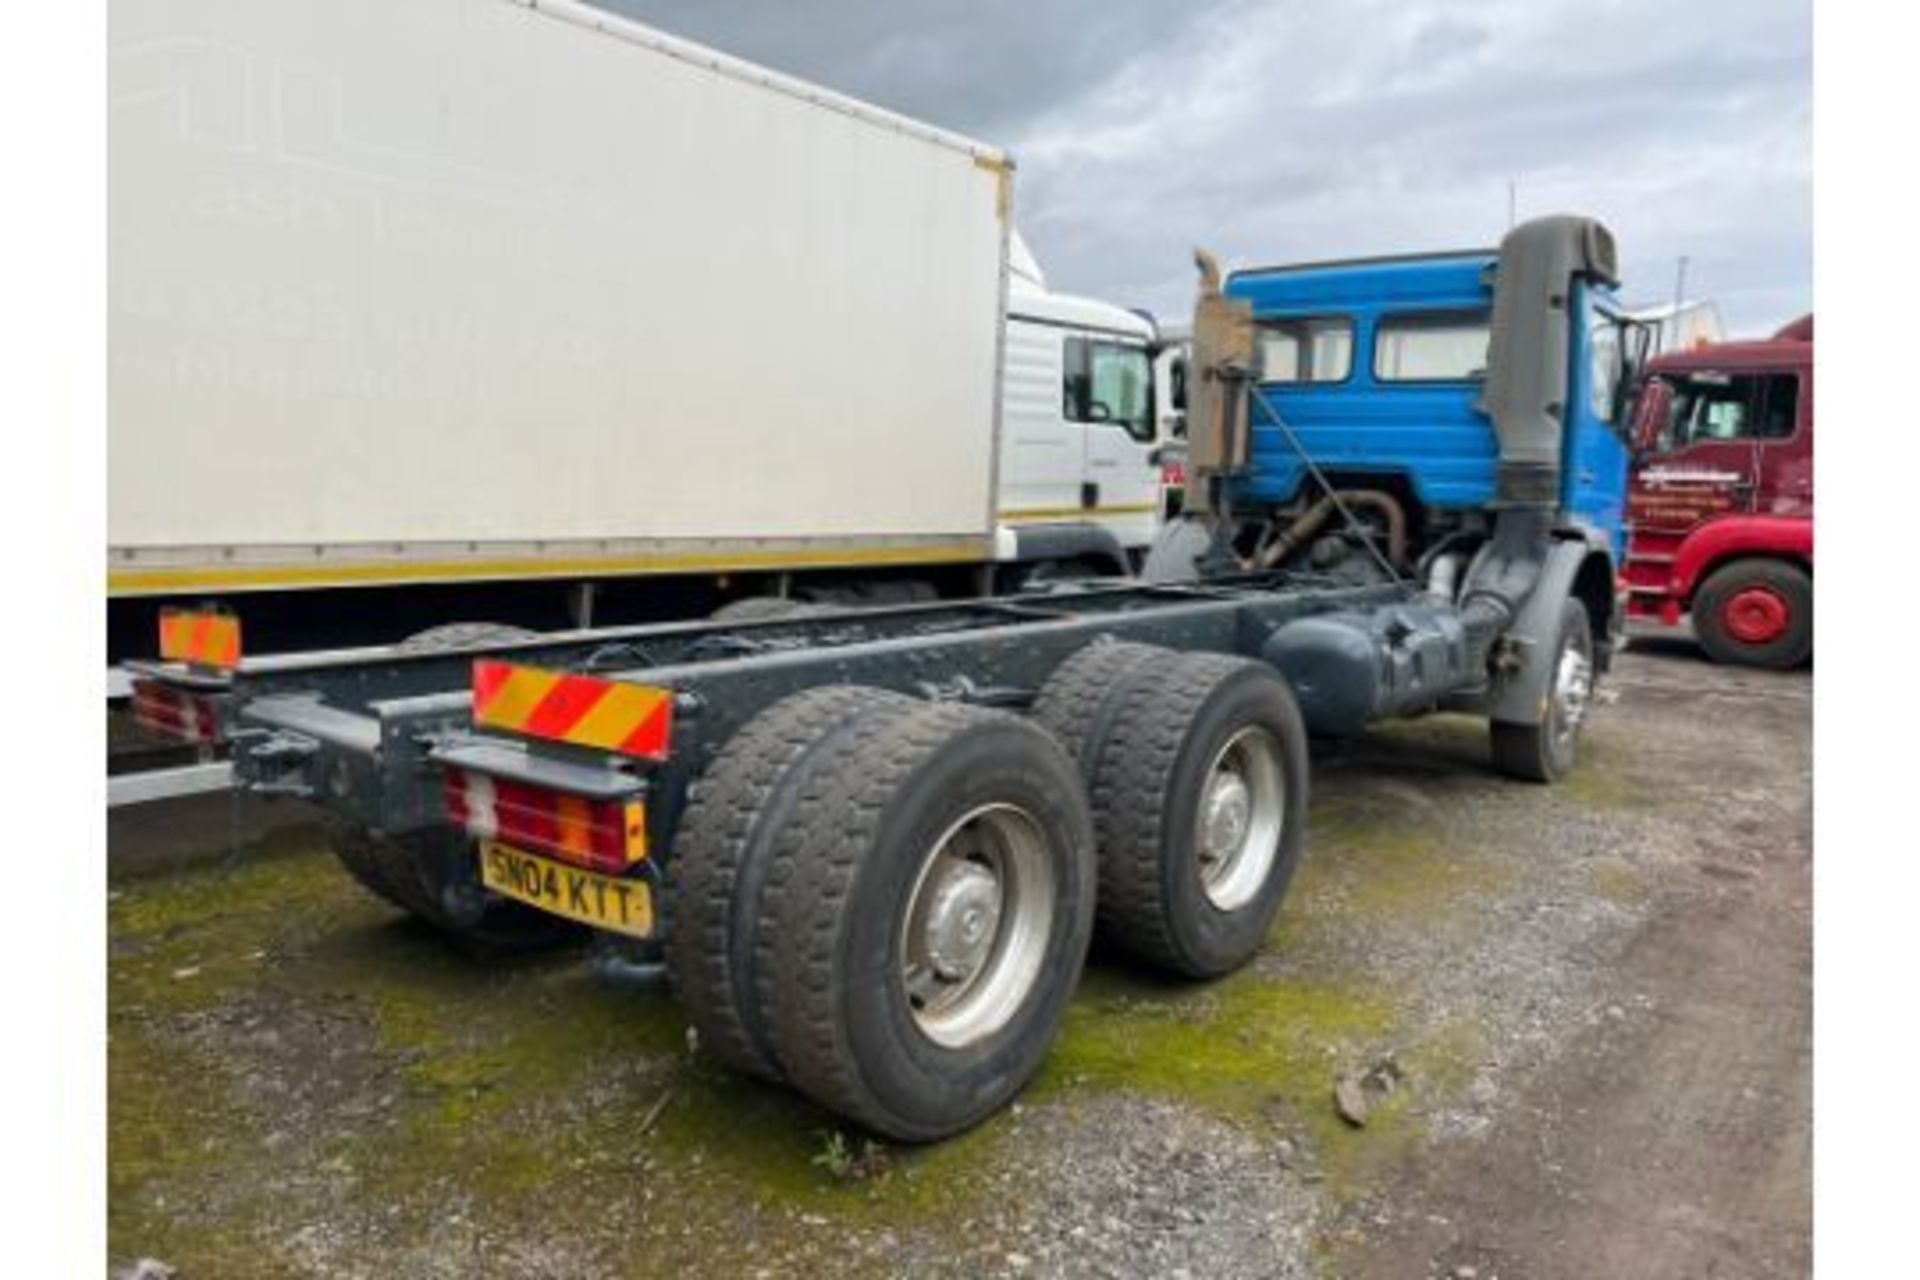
[134,576,1402,838]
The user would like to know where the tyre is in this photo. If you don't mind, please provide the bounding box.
[394,622,540,653]
[708,597,832,623]
[1030,639,1182,775]
[752,702,1097,1140]
[334,622,577,946]
[1077,652,1311,978]
[331,825,582,950]
[666,685,918,1082]
[1489,596,1594,784]
[332,822,415,913]
[1691,558,1812,669]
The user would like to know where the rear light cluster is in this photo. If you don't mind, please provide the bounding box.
[443,767,646,876]
[1161,458,1187,488]
[131,679,221,744]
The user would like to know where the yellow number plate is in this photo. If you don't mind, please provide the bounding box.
[478,841,654,938]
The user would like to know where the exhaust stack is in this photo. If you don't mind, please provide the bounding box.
[1181,248,1257,516]
[1478,215,1619,508]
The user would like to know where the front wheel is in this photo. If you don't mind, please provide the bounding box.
[1692,558,1812,669]
[1490,596,1595,783]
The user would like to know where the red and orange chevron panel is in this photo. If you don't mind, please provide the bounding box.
[471,660,673,760]
[158,608,242,672]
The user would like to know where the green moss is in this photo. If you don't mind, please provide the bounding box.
[1558,736,1643,809]
[1293,803,1507,928]
[109,842,363,1017]
[1586,857,1646,903]
[109,1023,236,1264]
[109,820,1494,1273]
[1033,966,1401,1178]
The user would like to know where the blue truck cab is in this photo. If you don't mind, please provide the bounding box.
[1226,249,1633,562]
[1149,215,1639,782]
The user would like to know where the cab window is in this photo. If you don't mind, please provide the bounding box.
[1373,310,1490,381]
[1256,316,1352,383]
[1064,337,1153,442]
[1659,372,1800,450]
[1589,316,1621,420]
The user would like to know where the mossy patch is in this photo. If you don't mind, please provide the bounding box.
[1032,965,1416,1189]
[1291,794,1509,930]
[108,1019,280,1274]
[1586,857,1646,903]
[110,813,1490,1274]
[1557,735,1647,810]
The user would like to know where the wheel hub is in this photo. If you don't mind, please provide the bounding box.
[1194,727,1287,912]
[1552,645,1593,746]
[920,861,1003,983]
[1723,586,1790,645]
[899,803,1056,1049]
[1201,772,1253,863]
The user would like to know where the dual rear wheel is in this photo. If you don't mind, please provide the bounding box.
[669,689,1095,1139]
[667,644,1311,1139]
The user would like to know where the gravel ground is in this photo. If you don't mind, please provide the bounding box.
[108,636,1811,1278]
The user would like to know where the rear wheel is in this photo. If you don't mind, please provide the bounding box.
[667,685,917,1081]
[1692,558,1812,669]
[393,622,540,653]
[333,621,578,947]
[1030,639,1180,774]
[1065,650,1311,978]
[1490,596,1594,783]
[332,825,582,950]
[753,701,1096,1140]
[708,597,833,623]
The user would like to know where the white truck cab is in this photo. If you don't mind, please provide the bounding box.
[993,235,1165,576]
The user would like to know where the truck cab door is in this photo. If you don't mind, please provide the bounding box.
[1565,291,1633,560]
[1075,337,1161,553]
[1629,369,1772,537]
[1754,365,1812,518]
[997,317,1091,522]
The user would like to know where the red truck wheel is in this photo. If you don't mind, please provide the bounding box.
[1692,559,1812,669]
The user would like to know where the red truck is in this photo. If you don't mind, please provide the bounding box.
[1623,315,1813,668]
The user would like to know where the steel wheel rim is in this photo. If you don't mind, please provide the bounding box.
[899,803,1056,1049]
[1195,725,1286,912]
[1724,586,1790,644]
[1551,637,1594,749]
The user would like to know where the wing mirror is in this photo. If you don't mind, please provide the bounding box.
[1629,377,1672,459]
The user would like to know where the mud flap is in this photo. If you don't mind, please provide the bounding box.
[1486,539,1592,727]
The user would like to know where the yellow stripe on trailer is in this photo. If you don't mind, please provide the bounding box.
[1001,503,1159,523]
[107,539,989,596]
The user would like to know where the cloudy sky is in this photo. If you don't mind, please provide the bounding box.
[599,0,1810,336]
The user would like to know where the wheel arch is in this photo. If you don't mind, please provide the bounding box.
[1486,537,1594,727]
[1673,517,1814,606]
